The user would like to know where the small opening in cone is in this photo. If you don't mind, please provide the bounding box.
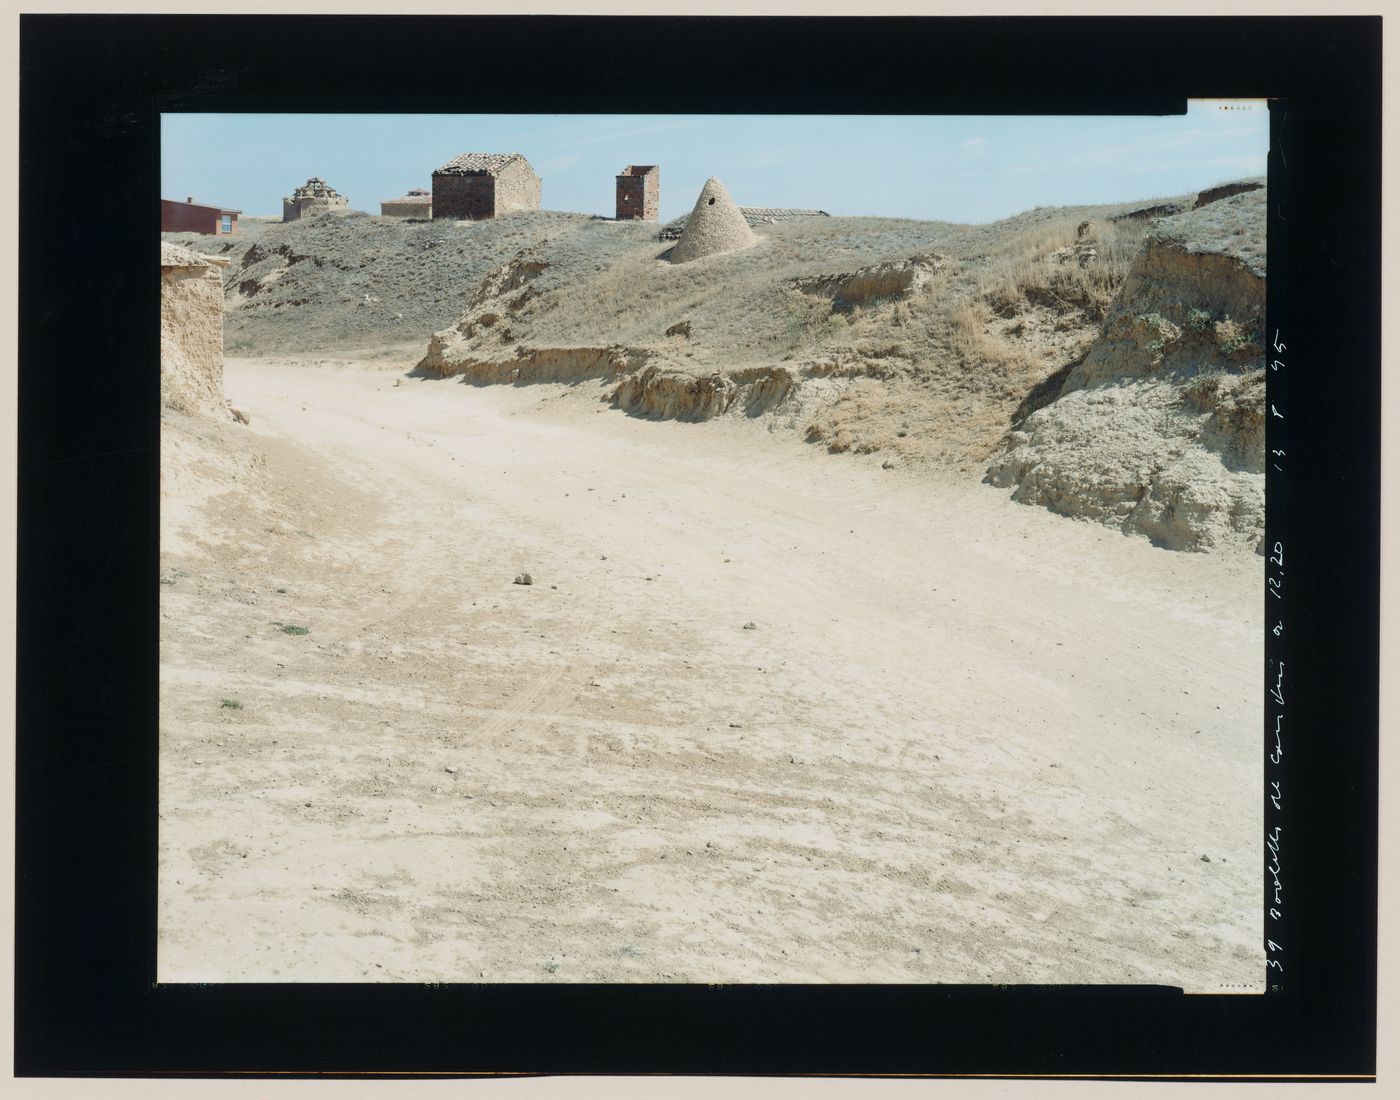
[708,198,715,205]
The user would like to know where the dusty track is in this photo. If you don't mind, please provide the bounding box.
[159,354,1263,987]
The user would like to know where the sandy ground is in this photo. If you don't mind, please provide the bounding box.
[159,352,1263,989]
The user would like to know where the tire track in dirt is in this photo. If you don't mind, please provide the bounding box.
[161,357,1262,988]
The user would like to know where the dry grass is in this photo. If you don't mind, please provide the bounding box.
[975,215,1149,322]
[411,207,1159,470]
[214,196,1230,475]
[803,374,1034,472]
[1149,184,1267,275]
[517,224,966,368]
[948,299,1036,375]
[787,219,1123,467]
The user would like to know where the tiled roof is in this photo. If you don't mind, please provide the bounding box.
[291,177,342,200]
[434,152,527,177]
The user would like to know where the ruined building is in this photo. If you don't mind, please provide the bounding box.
[615,165,659,221]
[283,177,349,222]
[160,242,231,416]
[381,187,432,218]
[432,153,540,220]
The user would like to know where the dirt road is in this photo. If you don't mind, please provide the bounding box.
[159,353,1263,988]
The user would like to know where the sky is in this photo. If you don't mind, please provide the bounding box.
[162,100,1269,225]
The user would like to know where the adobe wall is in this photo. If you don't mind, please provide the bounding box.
[494,159,542,215]
[381,198,433,217]
[160,258,227,415]
[284,196,349,222]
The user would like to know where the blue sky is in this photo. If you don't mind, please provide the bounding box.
[162,100,1268,225]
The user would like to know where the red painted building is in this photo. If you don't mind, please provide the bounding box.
[161,196,241,235]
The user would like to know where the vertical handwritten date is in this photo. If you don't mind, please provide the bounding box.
[1264,325,1285,990]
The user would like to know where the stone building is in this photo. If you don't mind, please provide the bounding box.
[161,196,240,236]
[381,188,432,218]
[283,177,349,222]
[615,165,659,221]
[160,242,230,416]
[431,153,540,220]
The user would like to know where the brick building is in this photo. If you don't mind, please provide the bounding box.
[381,188,432,218]
[160,197,240,236]
[615,165,659,221]
[283,177,349,222]
[432,153,540,220]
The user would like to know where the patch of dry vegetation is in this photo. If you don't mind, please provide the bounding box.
[985,187,1268,552]
[948,298,1037,374]
[794,212,1152,467]
[976,215,1149,321]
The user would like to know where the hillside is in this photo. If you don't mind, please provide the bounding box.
[162,209,627,353]
[163,179,1266,551]
[987,187,1266,552]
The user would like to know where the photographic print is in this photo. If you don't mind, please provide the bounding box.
[157,104,1271,990]
[19,10,1385,1084]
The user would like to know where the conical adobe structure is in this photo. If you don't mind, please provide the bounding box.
[670,177,758,263]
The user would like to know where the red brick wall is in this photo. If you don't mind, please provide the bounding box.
[161,200,238,235]
[162,200,238,234]
[615,167,659,221]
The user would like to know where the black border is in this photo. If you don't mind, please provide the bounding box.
[15,14,1380,1079]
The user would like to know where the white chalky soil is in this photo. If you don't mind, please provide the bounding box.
[159,353,1263,988]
